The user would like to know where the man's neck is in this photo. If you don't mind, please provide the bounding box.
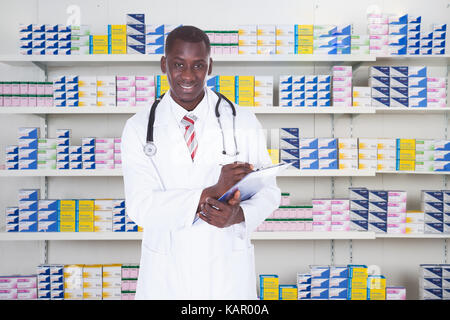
[170,89,206,112]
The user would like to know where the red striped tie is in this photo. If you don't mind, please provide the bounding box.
[181,114,198,161]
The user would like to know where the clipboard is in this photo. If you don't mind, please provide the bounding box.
[193,162,291,224]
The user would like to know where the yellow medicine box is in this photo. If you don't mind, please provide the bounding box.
[268,149,280,164]
[78,200,94,212]
[260,275,279,289]
[261,288,279,300]
[237,76,254,88]
[109,25,126,35]
[92,35,109,46]
[60,200,76,212]
[92,46,109,54]
[398,149,415,160]
[297,35,314,46]
[297,46,313,54]
[59,211,76,222]
[110,46,127,54]
[280,287,298,300]
[238,87,255,99]
[369,289,386,300]
[238,96,254,106]
[109,35,127,46]
[78,211,94,222]
[83,264,102,278]
[60,221,76,232]
[349,288,367,300]
[397,160,415,171]
[349,277,368,290]
[219,76,235,88]
[397,139,416,150]
[297,25,314,35]
[219,88,236,103]
[368,277,386,290]
[78,222,94,232]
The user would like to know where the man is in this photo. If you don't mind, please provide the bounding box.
[121,25,280,299]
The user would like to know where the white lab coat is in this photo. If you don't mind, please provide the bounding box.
[121,87,280,300]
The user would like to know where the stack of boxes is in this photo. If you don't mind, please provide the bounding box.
[256,25,276,55]
[59,199,76,232]
[113,199,126,232]
[313,25,337,55]
[37,264,64,300]
[257,206,313,232]
[38,138,57,170]
[297,273,311,299]
[279,285,297,300]
[279,127,300,170]
[396,138,416,171]
[205,29,239,55]
[336,25,352,55]
[358,138,377,170]
[419,264,450,300]
[407,16,421,55]
[108,24,127,55]
[5,145,18,170]
[386,287,407,300]
[95,138,115,169]
[329,266,349,299]
[82,137,95,170]
[235,76,254,106]
[299,138,318,170]
[421,190,445,234]
[279,75,331,107]
[146,25,165,55]
[5,206,19,232]
[368,190,388,234]
[254,76,273,107]
[71,25,90,55]
[332,66,352,107]
[427,76,447,109]
[388,14,408,56]
[69,145,82,170]
[367,13,389,56]
[96,76,116,107]
[312,199,331,232]
[53,76,78,107]
[435,140,450,172]
[114,138,122,168]
[82,264,102,300]
[348,264,368,300]
[430,24,447,55]
[377,138,396,171]
[331,199,351,231]
[295,25,314,54]
[18,127,39,170]
[275,25,295,55]
[319,138,338,169]
[0,81,53,107]
[126,211,140,232]
[367,275,387,300]
[135,76,156,107]
[78,76,97,107]
[350,33,370,55]
[349,187,369,232]
[56,129,70,170]
[310,265,330,299]
[259,274,279,300]
[90,34,109,55]
[387,190,408,234]
[102,264,122,300]
[0,275,37,300]
[279,75,302,107]
[313,199,351,232]
[338,138,358,170]
[126,14,145,54]
[78,199,94,232]
[237,25,257,55]
[38,198,59,232]
[63,264,83,300]
[18,189,39,232]
[19,24,71,55]
[94,199,113,233]
[121,264,140,300]
[207,75,235,103]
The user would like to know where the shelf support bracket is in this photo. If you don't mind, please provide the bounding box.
[31,61,47,74]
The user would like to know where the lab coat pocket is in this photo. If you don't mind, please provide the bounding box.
[142,230,171,255]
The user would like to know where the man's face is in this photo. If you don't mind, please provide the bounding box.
[161,39,213,111]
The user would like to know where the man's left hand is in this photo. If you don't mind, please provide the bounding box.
[198,190,244,228]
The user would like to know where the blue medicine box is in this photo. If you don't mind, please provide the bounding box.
[311,288,329,300]
[38,220,59,232]
[283,159,300,169]
[369,190,388,202]
[329,288,348,299]
[311,278,329,289]
[280,128,299,138]
[19,200,38,211]
[299,149,318,160]
[310,265,330,278]
[369,221,387,233]
[146,24,164,35]
[318,148,337,159]
[300,138,318,149]
[300,159,318,169]
[319,159,338,169]
[280,138,299,149]
[350,210,369,220]
[281,148,300,159]
[329,278,348,288]
[38,210,59,222]
[19,189,40,201]
[330,266,349,278]
[318,138,337,149]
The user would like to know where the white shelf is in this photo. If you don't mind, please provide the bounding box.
[0,169,123,177]
[2,106,450,115]
[2,169,449,177]
[1,231,449,241]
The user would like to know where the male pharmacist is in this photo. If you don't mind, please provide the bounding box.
[121,25,280,299]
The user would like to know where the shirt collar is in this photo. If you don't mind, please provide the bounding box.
[169,88,209,125]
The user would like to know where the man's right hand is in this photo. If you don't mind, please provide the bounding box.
[197,162,254,213]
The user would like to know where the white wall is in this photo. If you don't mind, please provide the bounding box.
[0,0,449,300]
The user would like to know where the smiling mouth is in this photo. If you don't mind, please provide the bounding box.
[179,83,195,90]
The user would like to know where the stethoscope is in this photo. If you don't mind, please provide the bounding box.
[143,90,240,158]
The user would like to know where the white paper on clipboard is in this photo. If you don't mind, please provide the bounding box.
[193,162,291,224]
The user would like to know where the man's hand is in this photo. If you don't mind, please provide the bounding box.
[197,162,253,213]
[198,190,244,228]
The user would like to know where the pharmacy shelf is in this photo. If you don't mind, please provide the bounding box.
[0,169,374,177]
[0,54,377,65]
[2,106,450,115]
[377,170,450,175]
[0,169,123,177]
[1,231,448,241]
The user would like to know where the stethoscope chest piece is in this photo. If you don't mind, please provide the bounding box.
[143,142,157,157]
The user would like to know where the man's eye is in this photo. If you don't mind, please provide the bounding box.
[194,64,204,69]
[175,63,183,68]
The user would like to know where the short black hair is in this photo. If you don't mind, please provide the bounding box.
[165,25,211,55]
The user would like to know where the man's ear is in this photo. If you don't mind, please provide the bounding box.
[208,57,213,75]
[160,56,167,74]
